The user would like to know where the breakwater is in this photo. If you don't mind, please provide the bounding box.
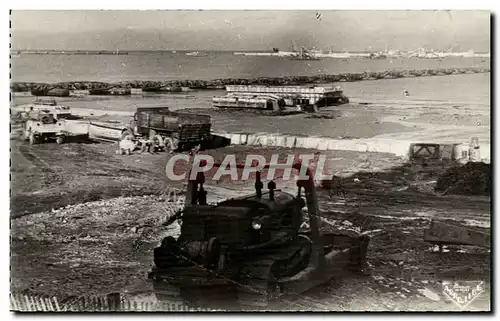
[11,67,490,93]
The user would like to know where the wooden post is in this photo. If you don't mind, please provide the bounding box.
[107,293,121,312]
[469,137,481,162]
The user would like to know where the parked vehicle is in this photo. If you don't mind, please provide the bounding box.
[22,110,68,144]
[126,107,211,151]
[14,98,72,120]
[89,107,212,152]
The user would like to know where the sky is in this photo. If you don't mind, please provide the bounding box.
[10,10,491,52]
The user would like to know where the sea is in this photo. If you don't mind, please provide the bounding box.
[10,51,490,83]
[10,52,491,145]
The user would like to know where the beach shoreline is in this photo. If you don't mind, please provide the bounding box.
[11,71,490,147]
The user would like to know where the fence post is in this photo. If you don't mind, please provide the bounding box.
[53,296,61,311]
[23,295,31,311]
[107,293,121,312]
[9,294,18,311]
[39,296,47,311]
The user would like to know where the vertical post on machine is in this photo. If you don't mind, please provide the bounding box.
[255,171,263,198]
[293,161,325,269]
[186,160,207,206]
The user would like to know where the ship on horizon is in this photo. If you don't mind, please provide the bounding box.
[185,51,208,57]
[287,41,321,60]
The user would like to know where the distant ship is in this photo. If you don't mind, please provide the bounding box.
[185,51,208,57]
[289,46,320,61]
[368,52,387,59]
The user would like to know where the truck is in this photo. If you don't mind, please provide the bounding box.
[14,98,72,120]
[22,109,68,145]
[121,107,212,152]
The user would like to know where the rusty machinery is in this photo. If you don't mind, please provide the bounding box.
[148,161,370,310]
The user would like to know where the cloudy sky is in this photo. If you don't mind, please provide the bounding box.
[10,10,491,51]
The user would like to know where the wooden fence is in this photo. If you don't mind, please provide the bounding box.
[9,293,219,312]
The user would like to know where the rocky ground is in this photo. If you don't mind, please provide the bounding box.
[10,130,491,311]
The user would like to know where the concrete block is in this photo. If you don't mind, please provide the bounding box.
[255,134,269,146]
[294,136,307,149]
[300,137,315,149]
[247,133,273,146]
[274,135,287,148]
[424,219,490,248]
[366,140,391,153]
[455,143,469,162]
[284,135,297,148]
[326,139,342,151]
[390,141,411,157]
[230,133,242,145]
[265,134,278,147]
[316,137,330,150]
[453,144,465,160]
[327,139,358,151]
[294,136,322,149]
[356,143,368,152]
[439,143,462,160]
[239,133,248,145]
[246,133,263,145]
[301,137,323,149]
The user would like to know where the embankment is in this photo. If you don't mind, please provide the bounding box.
[10,67,490,92]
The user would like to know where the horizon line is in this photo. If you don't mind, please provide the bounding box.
[10,49,491,53]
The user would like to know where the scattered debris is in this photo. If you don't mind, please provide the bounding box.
[435,162,490,196]
[424,219,490,249]
[417,288,441,302]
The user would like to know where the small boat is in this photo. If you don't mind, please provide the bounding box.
[30,88,70,97]
[185,51,208,57]
[88,121,126,142]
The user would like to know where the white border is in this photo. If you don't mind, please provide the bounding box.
[5,2,498,10]
[2,2,497,320]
